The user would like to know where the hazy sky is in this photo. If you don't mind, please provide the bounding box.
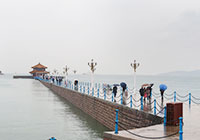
[0,0,200,75]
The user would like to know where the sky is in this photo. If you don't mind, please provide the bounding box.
[0,0,200,75]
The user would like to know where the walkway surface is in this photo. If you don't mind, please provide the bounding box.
[104,125,180,140]
[104,124,179,140]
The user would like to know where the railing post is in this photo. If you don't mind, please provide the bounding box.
[88,87,90,95]
[104,90,106,100]
[121,93,123,104]
[154,99,156,115]
[141,96,143,110]
[65,81,67,88]
[83,86,85,93]
[64,80,66,88]
[112,93,114,102]
[97,89,100,98]
[179,117,183,140]
[189,93,191,106]
[164,106,167,126]
[80,86,82,93]
[115,109,119,134]
[92,88,94,96]
[130,95,133,108]
[174,91,176,102]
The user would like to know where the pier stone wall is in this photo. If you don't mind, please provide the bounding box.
[41,81,163,131]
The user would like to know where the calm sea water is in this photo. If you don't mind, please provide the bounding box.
[68,74,200,96]
[0,74,200,140]
[0,75,108,140]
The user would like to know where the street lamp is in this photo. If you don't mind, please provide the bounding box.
[64,65,70,83]
[88,59,97,89]
[130,60,140,94]
[73,70,77,74]
[53,69,57,76]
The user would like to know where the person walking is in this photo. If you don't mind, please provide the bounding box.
[112,85,118,102]
[120,82,128,105]
[56,76,59,85]
[159,84,167,102]
[146,84,154,100]
[52,76,55,83]
[139,86,146,102]
[74,80,78,91]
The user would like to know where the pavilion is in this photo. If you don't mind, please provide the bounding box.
[29,63,49,77]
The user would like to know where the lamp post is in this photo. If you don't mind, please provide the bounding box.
[64,65,70,84]
[53,69,57,76]
[88,59,97,89]
[73,70,77,74]
[53,69,58,84]
[130,60,140,94]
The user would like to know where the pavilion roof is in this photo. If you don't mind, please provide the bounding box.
[32,63,47,69]
[29,70,49,74]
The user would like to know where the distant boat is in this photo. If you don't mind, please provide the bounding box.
[0,71,3,75]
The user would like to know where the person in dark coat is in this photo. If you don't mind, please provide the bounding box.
[160,89,165,102]
[56,77,59,85]
[139,86,146,102]
[139,87,145,97]
[146,84,154,100]
[112,86,118,102]
[74,80,78,91]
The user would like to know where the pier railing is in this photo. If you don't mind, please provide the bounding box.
[36,77,200,118]
[36,77,189,140]
[153,91,200,105]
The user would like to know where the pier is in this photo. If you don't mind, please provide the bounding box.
[34,76,200,140]
[13,75,33,79]
[40,80,163,131]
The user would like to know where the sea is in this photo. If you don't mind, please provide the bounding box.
[0,74,200,140]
